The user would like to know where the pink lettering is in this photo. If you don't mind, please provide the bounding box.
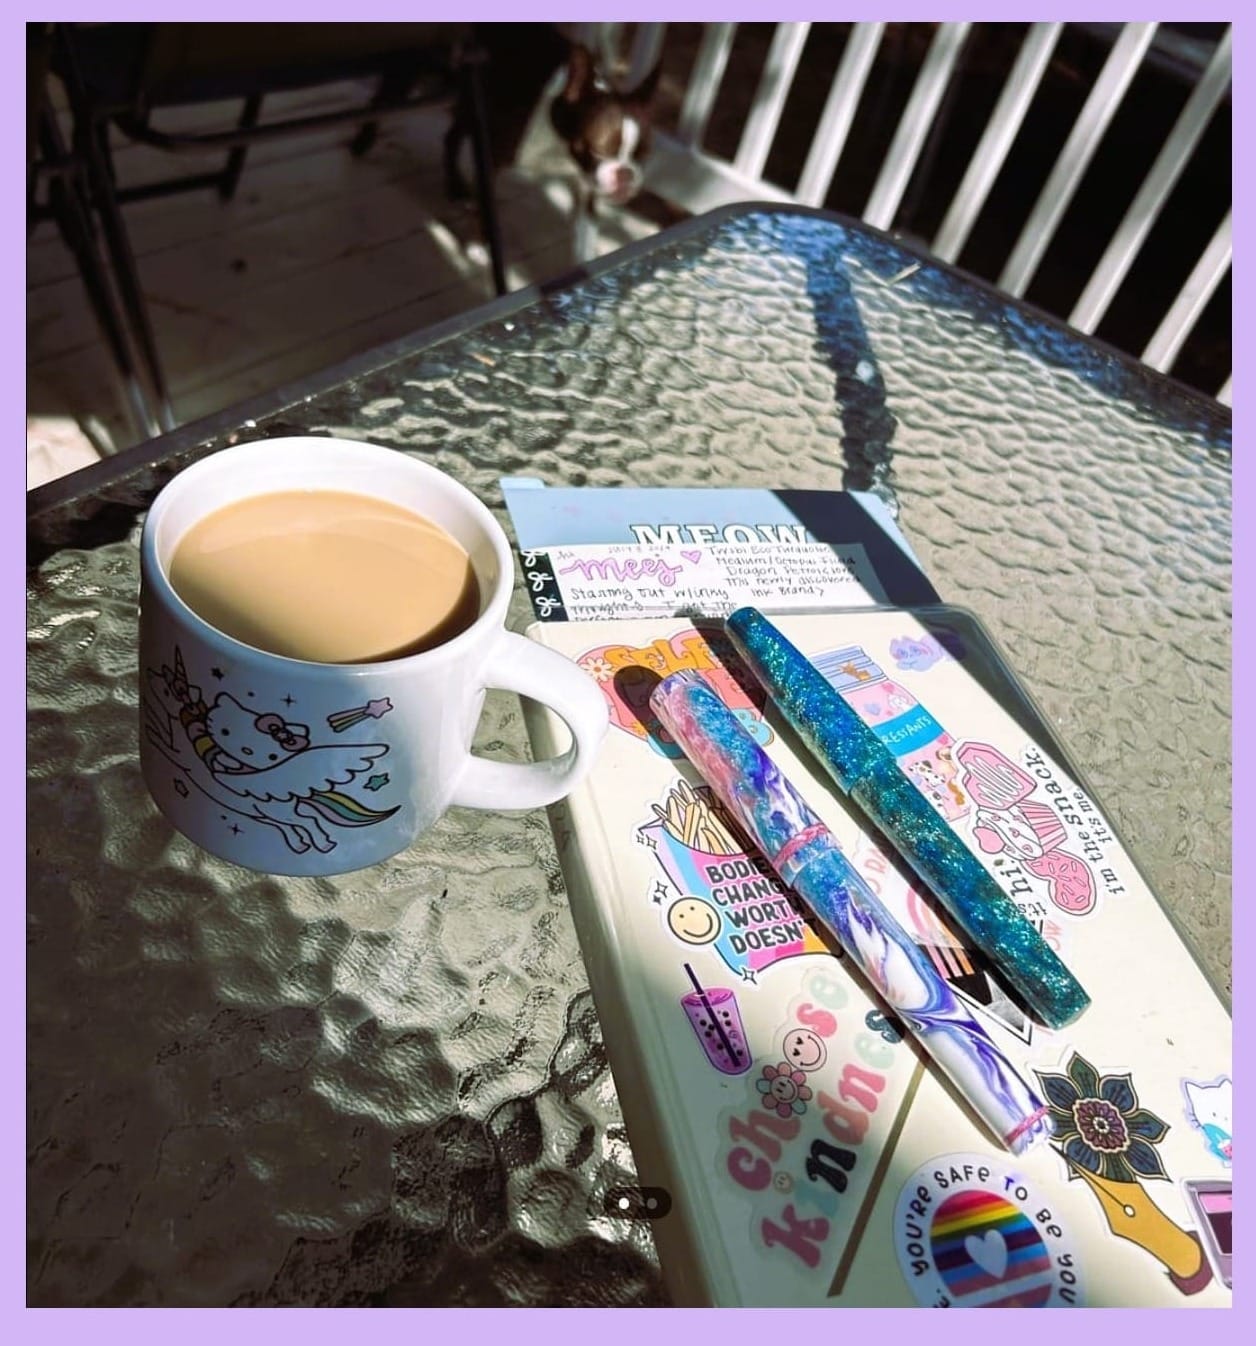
[796,1003,838,1038]
[558,555,684,587]
[761,1204,830,1268]
[729,1108,800,1160]
[818,1090,870,1145]
[727,1147,771,1191]
[838,1063,886,1113]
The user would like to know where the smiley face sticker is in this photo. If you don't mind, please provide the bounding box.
[667,897,721,945]
[781,1028,828,1072]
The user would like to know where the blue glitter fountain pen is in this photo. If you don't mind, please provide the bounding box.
[724,607,1090,1030]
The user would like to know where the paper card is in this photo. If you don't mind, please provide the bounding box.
[521,541,888,620]
[500,480,941,620]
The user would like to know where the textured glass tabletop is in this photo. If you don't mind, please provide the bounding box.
[27,205,1231,1306]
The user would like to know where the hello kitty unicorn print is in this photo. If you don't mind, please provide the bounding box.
[143,646,399,855]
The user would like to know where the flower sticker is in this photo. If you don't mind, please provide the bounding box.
[757,1062,813,1119]
[1035,1051,1170,1183]
[580,656,615,684]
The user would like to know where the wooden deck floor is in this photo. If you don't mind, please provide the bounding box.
[28,23,1230,489]
[26,79,663,490]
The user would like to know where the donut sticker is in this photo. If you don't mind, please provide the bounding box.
[894,1154,1084,1307]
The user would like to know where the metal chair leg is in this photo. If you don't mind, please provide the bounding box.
[56,24,177,433]
[36,107,162,441]
[76,121,177,432]
[219,93,262,200]
[462,46,508,296]
[350,69,413,158]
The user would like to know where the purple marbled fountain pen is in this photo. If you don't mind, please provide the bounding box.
[724,607,1090,1030]
[651,671,1052,1155]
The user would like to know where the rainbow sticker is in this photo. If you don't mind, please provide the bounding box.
[894,1154,1083,1307]
[929,1190,1055,1305]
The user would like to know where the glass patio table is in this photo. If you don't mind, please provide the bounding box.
[26,204,1231,1306]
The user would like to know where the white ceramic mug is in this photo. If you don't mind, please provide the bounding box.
[138,437,608,876]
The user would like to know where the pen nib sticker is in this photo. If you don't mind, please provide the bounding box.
[640,779,830,979]
[1035,1050,1214,1296]
[143,646,399,855]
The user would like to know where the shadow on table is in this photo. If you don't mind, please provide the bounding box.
[25,753,670,1305]
[802,209,1229,449]
[801,248,900,507]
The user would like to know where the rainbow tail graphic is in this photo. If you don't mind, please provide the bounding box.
[300,789,399,828]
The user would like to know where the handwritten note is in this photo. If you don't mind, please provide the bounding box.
[521,542,888,620]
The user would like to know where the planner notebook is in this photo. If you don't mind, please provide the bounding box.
[520,606,1232,1309]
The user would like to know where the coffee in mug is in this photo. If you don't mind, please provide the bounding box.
[138,437,608,877]
[168,489,481,663]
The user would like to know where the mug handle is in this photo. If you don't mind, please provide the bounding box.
[450,631,609,811]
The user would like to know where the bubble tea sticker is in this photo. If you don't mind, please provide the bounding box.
[681,964,751,1074]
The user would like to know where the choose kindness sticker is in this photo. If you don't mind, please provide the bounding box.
[893,1154,1084,1307]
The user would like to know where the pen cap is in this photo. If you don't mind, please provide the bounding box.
[725,607,866,791]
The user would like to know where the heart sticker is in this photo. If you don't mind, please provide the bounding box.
[964,1229,1009,1280]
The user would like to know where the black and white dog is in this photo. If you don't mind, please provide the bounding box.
[443,24,661,263]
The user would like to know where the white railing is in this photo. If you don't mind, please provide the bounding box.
[610,22,1232,405]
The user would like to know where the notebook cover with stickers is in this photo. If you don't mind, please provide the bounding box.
[521,606,1232,1308]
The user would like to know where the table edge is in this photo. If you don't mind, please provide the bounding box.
[27,201,1232,523]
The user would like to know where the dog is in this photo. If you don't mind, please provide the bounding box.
[443,24,661,263]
